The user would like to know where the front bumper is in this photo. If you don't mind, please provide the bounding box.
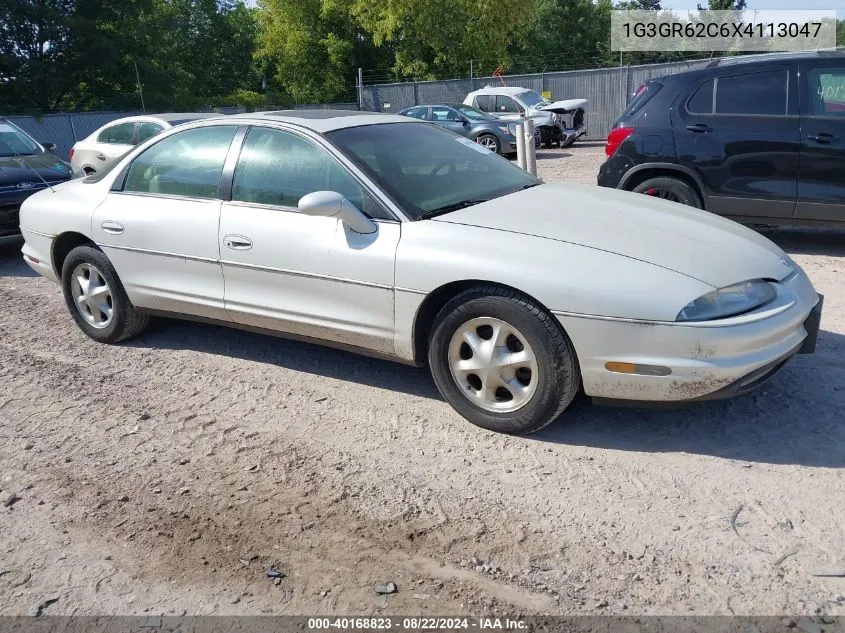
[555,272,821,403]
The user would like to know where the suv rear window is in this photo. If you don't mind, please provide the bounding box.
[622,81,663,117]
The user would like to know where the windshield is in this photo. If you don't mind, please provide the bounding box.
[518,90,548,107]
[0,121,40,157]
[326,123,540,220]
[454,105,494,121]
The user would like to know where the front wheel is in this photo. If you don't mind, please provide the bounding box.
[61,245,149,343]
[475,133,500,154]
[632,176,702,209]
[428,286,581,434]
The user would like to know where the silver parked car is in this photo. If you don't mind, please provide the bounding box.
[20,111,822,434]
[70,113,220,175]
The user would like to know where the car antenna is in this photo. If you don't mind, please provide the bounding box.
[10,149,56,193]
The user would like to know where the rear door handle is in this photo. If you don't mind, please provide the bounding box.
[685,124,712,133]
[96,153,106,161]
[223,235,253,250]
[807,133,839,144]
[101,220,124,235]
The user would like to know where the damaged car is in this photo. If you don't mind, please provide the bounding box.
[464,86,587,148]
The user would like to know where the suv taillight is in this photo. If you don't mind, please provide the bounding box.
[69,147,74,161]
[605,126,634,157]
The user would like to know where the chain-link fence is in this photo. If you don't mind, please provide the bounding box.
[361,60,711,141]
[5,103,358,160]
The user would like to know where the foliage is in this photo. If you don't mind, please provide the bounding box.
[1,0,843,113]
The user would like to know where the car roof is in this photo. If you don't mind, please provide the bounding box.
[706,49,845,68]
[222,110,411,132]
[467,86,532,96]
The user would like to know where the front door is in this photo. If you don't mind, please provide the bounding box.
[92,125,239,319]
[674,66,800,220]
[219,125,399,354]
[796,63,845,223]
[430,106,470,137]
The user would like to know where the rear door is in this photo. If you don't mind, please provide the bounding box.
[93,121,138,169]
[674,64,800,220]
[92,124,239,319]
[796,62,845,223]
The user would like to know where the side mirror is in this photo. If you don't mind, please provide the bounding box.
[43,142,56,152]
[298,191,377,235]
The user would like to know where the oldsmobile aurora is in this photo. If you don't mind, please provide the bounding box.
[19,111,823,434]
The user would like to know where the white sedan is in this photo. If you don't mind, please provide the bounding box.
[19,111,823,434]
[69,112,220,175]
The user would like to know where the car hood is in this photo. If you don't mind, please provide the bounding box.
[431,182,793,288]
[538,98,588,113]
[0,152,73,188]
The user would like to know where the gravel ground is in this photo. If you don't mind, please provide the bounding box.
[1,144,844,617]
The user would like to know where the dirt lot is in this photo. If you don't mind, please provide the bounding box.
[1,144,844,618]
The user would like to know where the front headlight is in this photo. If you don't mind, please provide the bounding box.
[676,279,777,322]
[498,126,513,136]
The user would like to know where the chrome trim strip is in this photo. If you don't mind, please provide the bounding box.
[552,302,796,328]
[219,258,393,290]
[100,243,219,264]
[19,227,56,238]
[394,286,428,295]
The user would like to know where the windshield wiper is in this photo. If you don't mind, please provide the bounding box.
[420,199,489,219]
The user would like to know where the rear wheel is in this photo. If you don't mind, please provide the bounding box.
[61,245,149,343]
[428,286,581,435]
[475,133,500,154]
[632,176,702,209]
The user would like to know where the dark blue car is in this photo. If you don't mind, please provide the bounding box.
[1,119,74,244]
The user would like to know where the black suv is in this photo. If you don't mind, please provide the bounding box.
[598,51,845,227]
[1,119,74,244]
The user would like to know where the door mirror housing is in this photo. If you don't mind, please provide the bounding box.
[43,142,56,152]
[298,191,377,234]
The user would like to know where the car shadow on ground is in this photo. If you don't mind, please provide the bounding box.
[758,227,845,257]
[0,241,37,278]
[534,327,845,468]
[131,317,845,468]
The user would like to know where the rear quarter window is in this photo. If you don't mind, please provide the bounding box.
[622,81,663,117]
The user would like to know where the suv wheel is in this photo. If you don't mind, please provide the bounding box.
[632,176,702,209]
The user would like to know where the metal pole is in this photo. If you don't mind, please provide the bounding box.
[357,67,363,110]
[525,119,537,176]
[470,60,474,91]
[515,121,527,172]
[133,61,146,113]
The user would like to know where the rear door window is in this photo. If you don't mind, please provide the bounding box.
[808,67,845,116]
[403,106,429,120]
[138,122,165,143]
[99,122,135,145]
[474,95,495,112]
[715,70,787,116]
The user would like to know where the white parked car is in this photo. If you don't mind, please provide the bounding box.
[69,113,221,175]
[20,111,822,434]
[464,86,587,148]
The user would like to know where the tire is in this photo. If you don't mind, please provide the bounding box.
[428,286,581,435]
[61,245,149,344]
[539,127,554,149]
[475,133,500,154]
[632,176,702,209]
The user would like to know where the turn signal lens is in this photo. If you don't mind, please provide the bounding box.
[605,362,671,377]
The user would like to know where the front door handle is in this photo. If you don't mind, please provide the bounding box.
[223,235,253,250]
[96,153,106,161]
[101,220,124,235]
[686,123,712,133]
[807,133,839,145]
